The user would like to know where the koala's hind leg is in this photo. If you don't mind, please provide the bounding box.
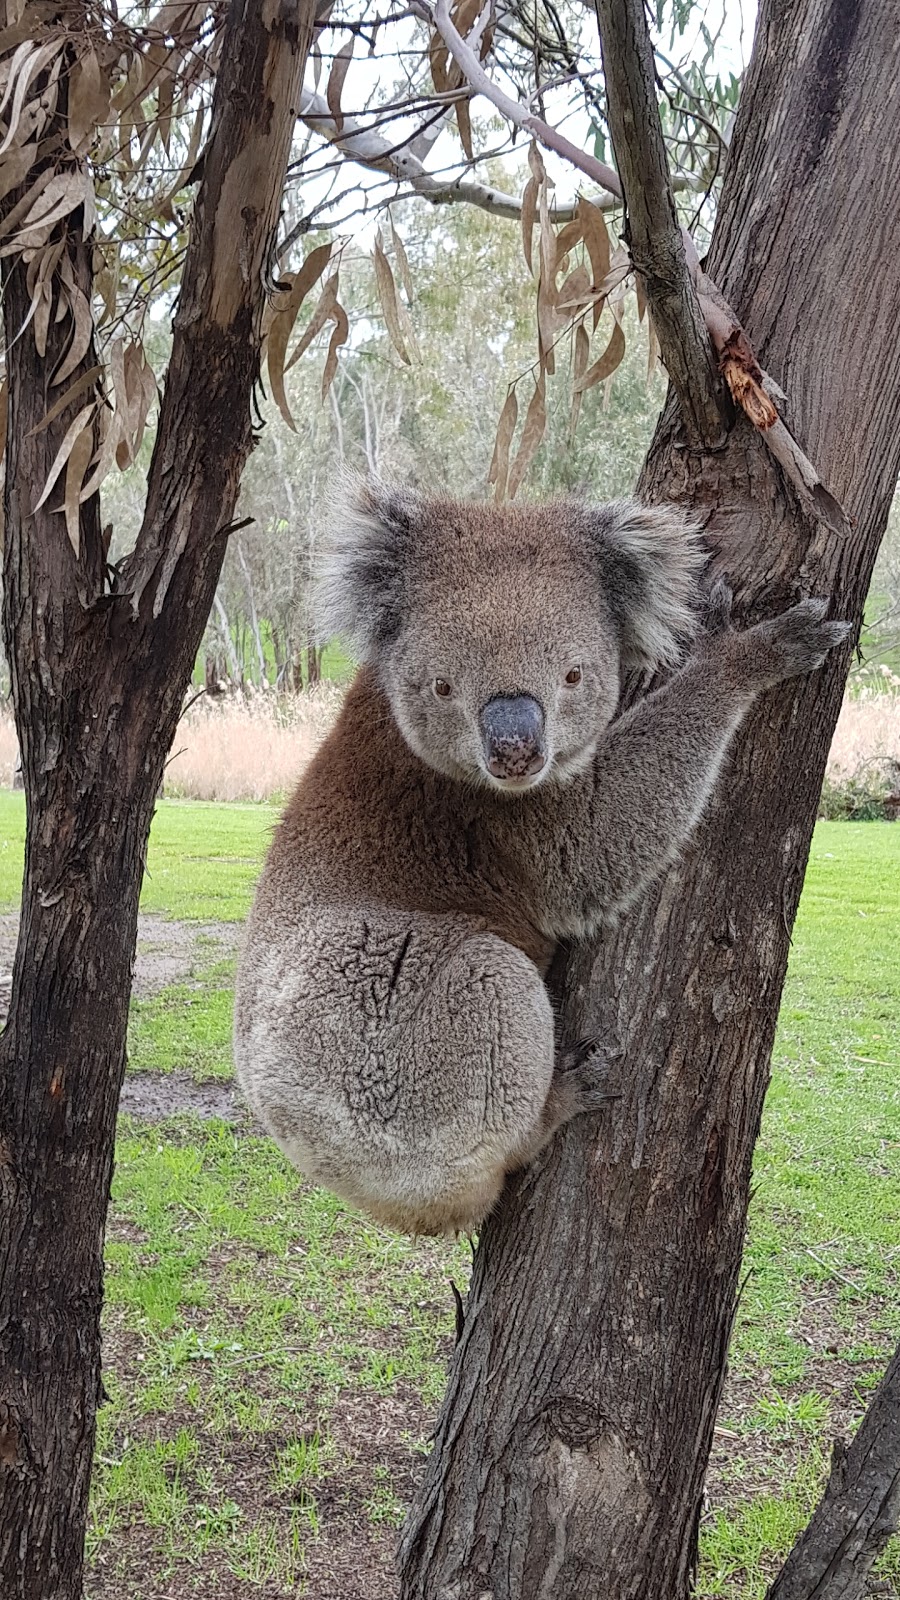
[236,907,568,1234]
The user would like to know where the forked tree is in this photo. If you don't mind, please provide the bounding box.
[0,3,898,1600]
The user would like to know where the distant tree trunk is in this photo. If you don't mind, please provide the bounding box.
[306,641,322,686]
[400,3,900,1596]
[0,7,313,1599]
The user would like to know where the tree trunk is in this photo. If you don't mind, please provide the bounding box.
[400,3,900,1596]
[0,7,313,1598]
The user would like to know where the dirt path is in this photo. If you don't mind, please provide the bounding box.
[0,912,248,1121]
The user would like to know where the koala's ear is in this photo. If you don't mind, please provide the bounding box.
[584,499,707,670]
[315,475,423,658]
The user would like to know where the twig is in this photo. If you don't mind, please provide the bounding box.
[431,0,623,199]
[804,1247,861,1293]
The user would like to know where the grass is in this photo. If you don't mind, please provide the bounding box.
[0,791,898,1595]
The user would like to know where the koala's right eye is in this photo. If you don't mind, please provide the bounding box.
[433,678,453,699]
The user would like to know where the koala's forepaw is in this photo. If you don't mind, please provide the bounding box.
[556,1037,622,1112]
[750,598,850,686]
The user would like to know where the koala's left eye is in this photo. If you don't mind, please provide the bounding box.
[433,678,453,699]
[564,665,583,686]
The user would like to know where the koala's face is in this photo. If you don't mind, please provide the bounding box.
[382,566,622,791]
[317,481,704,796]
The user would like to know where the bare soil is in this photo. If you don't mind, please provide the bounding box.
[0,910,239,1015]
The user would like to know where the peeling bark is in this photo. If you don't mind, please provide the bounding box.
[399,2,900,1596]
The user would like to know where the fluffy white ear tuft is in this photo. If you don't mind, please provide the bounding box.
[585,499,707,670]
[314,474,423,659]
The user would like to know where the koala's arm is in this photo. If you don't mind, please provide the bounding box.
[552,596,848,926]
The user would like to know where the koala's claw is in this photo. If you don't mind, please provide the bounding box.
[749,598,850,686]
[704,577,734,635]
[556,1037,622,1110]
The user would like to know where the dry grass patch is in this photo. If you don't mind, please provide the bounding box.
[163,687,343,803]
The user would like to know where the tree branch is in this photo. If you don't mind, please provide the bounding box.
[431,0,624,198]
[767,1341,900,1600]
[594,0,724,446]
[295,86,657,220]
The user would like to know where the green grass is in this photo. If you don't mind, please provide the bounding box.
[1,790,898,1594]
[128,961,236,1080]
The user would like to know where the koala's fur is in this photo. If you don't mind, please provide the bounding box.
[234,481,847,1235]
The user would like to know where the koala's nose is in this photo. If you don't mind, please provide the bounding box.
[480,694,546,781]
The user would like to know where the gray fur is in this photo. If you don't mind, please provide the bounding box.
[234,483,848,1235]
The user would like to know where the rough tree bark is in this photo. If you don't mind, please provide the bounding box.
[400,3,900,1596]
[0,5,313,1598]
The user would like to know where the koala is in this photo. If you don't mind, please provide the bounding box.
[234,480,848,1236]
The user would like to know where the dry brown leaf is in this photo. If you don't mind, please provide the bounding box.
[455,95,474,161]
[94,249,118,326]
[487,387,518,502]
[114,341,149,469]
[0,39,63,158]
[0,142,37,205]
[397,295,421,363]
[429,26,450,93]
[577,196,612,329]
[33,401,96,512]
[373,235,410,365]
[326,36,354,135]
[0,40,36,124]
[2,171,85,254]
[574,319,626,392]
[28,364,102,438]
[521,173,538,275]
[26,238,61,357]
[536,279,558,375]
[123,342,154,463]
[635,273,647,322]
[157,60,175,153]
[53,281,93,385]
[62,422,93,556]
[0,167,53,240]
[68,46,111,154]
[389,212,414,303]
[570,320,591,438]
[321,302,349,398]
[577,197,611,285]
[79,400,119,504]
[508,374,546,499]
[284,273,339,374]
[553,218,583,273]
[285,240,333,315]
[266,247,334,428]
[556,264,592,315]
